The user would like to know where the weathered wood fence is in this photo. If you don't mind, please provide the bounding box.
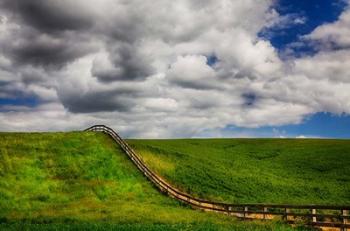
[85,125,350,230]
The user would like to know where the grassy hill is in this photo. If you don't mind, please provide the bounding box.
[0,132,310,230]
[128,138,350,205]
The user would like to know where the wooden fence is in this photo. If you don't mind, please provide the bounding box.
[85,125,350,230]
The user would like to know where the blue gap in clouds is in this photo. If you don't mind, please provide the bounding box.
[206,55,218,66]
[0,96,39,108]
[224,113,350,139]
[260,0,347,55]
[242,93,257,106]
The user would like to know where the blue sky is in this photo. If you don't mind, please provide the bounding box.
[222,113,350,139]
[262,0,347,52]
[0,95,38,108]
[227,0,350,139]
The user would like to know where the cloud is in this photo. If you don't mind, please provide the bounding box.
[168,55,217,89]
[260,10,307,39]
[0,11,97,69]
[7,32,95,68]
[0,0,350,137]
[92,43,154,82]
[304,8,350,49]
[1,0,94,32]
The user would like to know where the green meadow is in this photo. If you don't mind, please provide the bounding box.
[128,138,350,205]
[0,131,342,230]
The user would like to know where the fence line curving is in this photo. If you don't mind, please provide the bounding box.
[85,125,350,230]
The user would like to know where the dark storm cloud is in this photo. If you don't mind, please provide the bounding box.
[7,34,94,68]
[93,43,153,82]
[1,0,93,32]
[0,0,96,69]
[58,83,147,113]
[1,0,153,76]
[60,90,134,113]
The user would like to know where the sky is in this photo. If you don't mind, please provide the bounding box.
[0,0,350,138]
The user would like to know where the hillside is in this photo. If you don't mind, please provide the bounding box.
[128,138,350,205]
[0,132,310,230]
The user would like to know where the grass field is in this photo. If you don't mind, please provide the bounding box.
[0,132,312,230]
[128,138,350,205]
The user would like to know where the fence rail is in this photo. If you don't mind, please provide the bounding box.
[85,125,350,230]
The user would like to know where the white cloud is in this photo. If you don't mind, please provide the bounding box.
[305,9,350,48]
[168,55,217,89]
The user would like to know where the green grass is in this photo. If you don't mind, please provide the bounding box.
[0,132,312,230]
[0,222,312,231]
[128,138,350,205]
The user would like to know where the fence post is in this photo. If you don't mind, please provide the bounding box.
[284,208,290,221]
[263,207,268,220]
[244,206,248,218]
[228,206,232,216]
[342,210,348,231]
[311,208,317,223]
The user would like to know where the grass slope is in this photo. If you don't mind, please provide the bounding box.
[0,132,310,230]
[128,138,350,205]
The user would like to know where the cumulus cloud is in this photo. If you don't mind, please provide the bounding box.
[0,0,350,137]
[1,0,94,32]
[305,8,350,49]
[168,55,217,89]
